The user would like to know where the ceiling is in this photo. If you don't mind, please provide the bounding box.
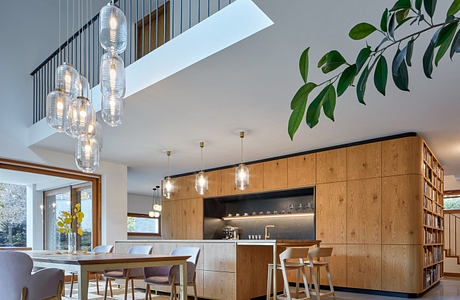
[32,0,460,195]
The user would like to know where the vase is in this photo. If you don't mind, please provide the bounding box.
[68,232,77,254]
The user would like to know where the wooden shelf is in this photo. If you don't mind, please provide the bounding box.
[423,225,444,231]
[423,260,444,269]
[423,243,443,246]
[422,278,441,292]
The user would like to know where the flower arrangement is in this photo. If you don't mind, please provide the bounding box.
[57,203,85,236]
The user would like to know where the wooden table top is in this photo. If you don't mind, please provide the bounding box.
[23,251,190,265]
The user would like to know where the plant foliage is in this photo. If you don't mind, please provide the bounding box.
[289,0,460,139]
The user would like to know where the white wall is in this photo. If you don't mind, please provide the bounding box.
[445,175,460,191]
[127,193,153,214]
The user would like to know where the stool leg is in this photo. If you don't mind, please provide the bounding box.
[296,268,300,299]
[326,264,336,299]
[70,273,75,297]
[301,267,311,299]
[266,265,272,300]
[104,278,109,300]
[311,266,321,300]
[96,273,100,295]
[281,265,291,300]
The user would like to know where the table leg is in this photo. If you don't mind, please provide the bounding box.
[273,245,277,300]
[179,261,188,300]
[78,267,89,300]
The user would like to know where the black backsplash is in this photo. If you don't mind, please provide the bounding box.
[203,187,315,240]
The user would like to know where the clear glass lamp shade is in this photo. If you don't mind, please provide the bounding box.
[56,63,80,98]
[153,204,162,212]
[162,177,174,199]
[148,211,155,218]
[75,137,100,173]
[195,171,208,195]
[68,97,95,138]
[101,95,124,127]
[100,53,126,99]
[76,75,90,98]
[99,3,127,54]
[46,89,71,132]
[153,211,161,218]
[235,164,250,191]
[86,120,103,150]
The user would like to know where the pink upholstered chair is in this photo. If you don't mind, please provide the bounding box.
[0,251,64,300]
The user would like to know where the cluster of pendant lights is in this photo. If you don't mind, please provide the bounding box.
[162,131,250,199]
[149,186,162,218]
[46,0,127,173]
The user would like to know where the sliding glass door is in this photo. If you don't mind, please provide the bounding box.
[74,185,92,251]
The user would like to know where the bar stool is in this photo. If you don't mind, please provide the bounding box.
[305,247,335,300]
[266,247,311,300]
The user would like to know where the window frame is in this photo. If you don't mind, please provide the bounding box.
[127,212,161,237]
[444,189,460,212]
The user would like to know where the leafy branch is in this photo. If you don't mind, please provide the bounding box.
[289,0,460,140]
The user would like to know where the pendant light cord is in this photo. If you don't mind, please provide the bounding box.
[58,0,61,65]
[200,142,204,171]
[167,151,171,177]
[240,136,243,163]
[66,0,69,63]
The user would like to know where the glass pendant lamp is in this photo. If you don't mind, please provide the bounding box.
[56,63,81,98]
[75,136,100,173]
[195,142,209,195]
[46,89,71,132]
[101,95,124,126]
[149,187,157,217]
[100,52,126,98]
[99,2,127,54]
[163,151,175,199]
[235,131,250,190]
[65,75,89,137]
[68,96,95,138]
[153,185,162,217]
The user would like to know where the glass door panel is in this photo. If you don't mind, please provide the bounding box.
[45,188,71,250]
[75,185,92,251]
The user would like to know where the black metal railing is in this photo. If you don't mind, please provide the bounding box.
[31,0,234,124]
[446,212,460,257]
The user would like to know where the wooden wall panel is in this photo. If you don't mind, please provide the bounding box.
[243,163,264,194]
[347,143,381,180]
[316,149,346,184]
[221,167,238,196]
[316,182,347,243]
[382,136,423,176]
[203,243,236,272]
[347,178,381,244]
[381,245,422,293]
[203,270,236,300]
[173,175,196,200]
[319,244,347,287]
[207,170,222,197]
[183,198,204,240]
[264,159,288,191]
[382,175,423,244]
[161,200,182,239]
[287,154,316,188]
[346,244,381,290]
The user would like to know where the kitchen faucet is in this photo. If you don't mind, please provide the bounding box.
[264,224,275,240]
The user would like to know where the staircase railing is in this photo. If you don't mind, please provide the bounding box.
[445,211,460,257]
[31,0,234,124]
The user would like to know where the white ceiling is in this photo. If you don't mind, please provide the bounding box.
[32,0,460,195]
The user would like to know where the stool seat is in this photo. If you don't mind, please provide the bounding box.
[268,262,305,269]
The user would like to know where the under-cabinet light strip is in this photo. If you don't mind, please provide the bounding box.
[222,212,314,220]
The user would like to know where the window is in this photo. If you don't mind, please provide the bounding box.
[127,213,160,236]
[0,183,27,247]
[444,190,460,210]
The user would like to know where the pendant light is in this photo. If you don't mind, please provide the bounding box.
[101,94,124,126]
[75,137,100,173]
[163,151,174,199]
[195,142,208,195]
[149,187,157,217]
[99,1,127,55]
[153,185,162,217]
[235,131,250,191]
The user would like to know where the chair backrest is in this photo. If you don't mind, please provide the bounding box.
[308,247,333,262]
[93,245,114,253]
[128,245,153,255]
[0,251,33,299]
[279,247,309,262]
[170,247,200,264]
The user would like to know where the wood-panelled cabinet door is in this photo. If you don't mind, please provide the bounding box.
[319,244,347,287]
[207,170,222,197]
[382,175,423,244]
[287,154,316,188]
[316,182,347,243]
[173,175,196,200]
[316,149,346,184]
[203,270,236,300]
[347,142,381,180]
[221,167,238,196]
[347,178,381,244]
[161,200,182,239]
[243,163,264,194]
[346,244,381,290]
[263,159,287,191]
[183,198,203,240]
[382,136,423,176]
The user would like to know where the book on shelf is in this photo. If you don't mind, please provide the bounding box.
[423,263,441,289]
[423,211,443,229]
[424,230,442,244]
[423,246,442,266]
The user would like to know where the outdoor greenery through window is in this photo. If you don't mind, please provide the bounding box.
[444,190,460,210]
[0,183,27,247]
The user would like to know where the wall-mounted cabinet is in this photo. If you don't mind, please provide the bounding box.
[316,148,346,184]
[347,142,381,180]
[287,154,316,188]
[263,159,288,191]
[316,182,347,244]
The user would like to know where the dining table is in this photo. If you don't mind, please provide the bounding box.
[23,251,190,300]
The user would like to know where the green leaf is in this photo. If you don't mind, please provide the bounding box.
[450,29,460,58]
[395,16,415,30]
[306,86,329,128]
[380,9,389,32]
[374,56,388,95]
[356,46,372,72]
[317,50,347,73]
[388,13,396,39]
[435,21,458,66]
[289,102,307,140]
[290,82,317,109]
[349,23,377,40]
[392,49,410,91]
[356,66,369,104]
[447,0,460,16]
[423,29,440,78]
[423,0,437,18]
[396,8,410,24]
[416,0,423,11]
[390,0,411,11]
[322,85,336,122]
[299,48,309,83]
[337,64,357,96]
[406,39,415,66]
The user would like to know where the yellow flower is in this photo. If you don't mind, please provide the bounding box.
[76,203,81,210]
[64,218,72,224]
[57,221,64,227]
[77,228,83,236]
[58,228,66,233]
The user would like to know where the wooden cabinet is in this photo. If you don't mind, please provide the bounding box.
[316,182,347,243]
[316,149,346,184]
[244,163,264,193]
[203,270,236,300]
[319,244,347,287]
[347,178,381,244]
[346,244,381,290]
[263,159,287,191]
[381,245,422,293]
[287,154,316,188]
[172,174,196,200]
[183,198,203,239]
[161,200,183,239]
[382,136,423,176]
[347,143,381,180]
[204,243,236,272]
[207,170,222,197]
[382,175,423,244]
[221,167,237,196]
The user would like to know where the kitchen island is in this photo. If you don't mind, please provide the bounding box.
[115,239,320,300]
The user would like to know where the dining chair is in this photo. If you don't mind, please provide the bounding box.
[69,245,114,297]
[304,247,335,300]
[0,251,64,300]
[144,247,200,300]
[103,245,153,300]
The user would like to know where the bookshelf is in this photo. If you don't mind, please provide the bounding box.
[422,141,444,291]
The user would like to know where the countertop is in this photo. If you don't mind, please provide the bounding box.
[115,239,320,246]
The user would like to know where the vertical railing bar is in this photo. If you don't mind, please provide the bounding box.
[198,0,200,23]
[92,21,95,87]
[33,74,36,123]
[129,0,132,64]
[180,0,182,33]
[149,0,152,53]
[218,0,220,10]
[163,0,166,44]
[171,0,174,39]
[122,0,126,65]
[136,0,139,60]
[156,0,158,48]
[207,0,209,17]
[142,0,145,58]
[97,17,100,86]
[188,0,191,29]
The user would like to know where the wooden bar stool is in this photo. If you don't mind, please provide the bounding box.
[305,247,335,300]
[266,247,311,300]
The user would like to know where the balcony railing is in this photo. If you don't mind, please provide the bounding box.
[31,0,233,124]
[445,211,460,258]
